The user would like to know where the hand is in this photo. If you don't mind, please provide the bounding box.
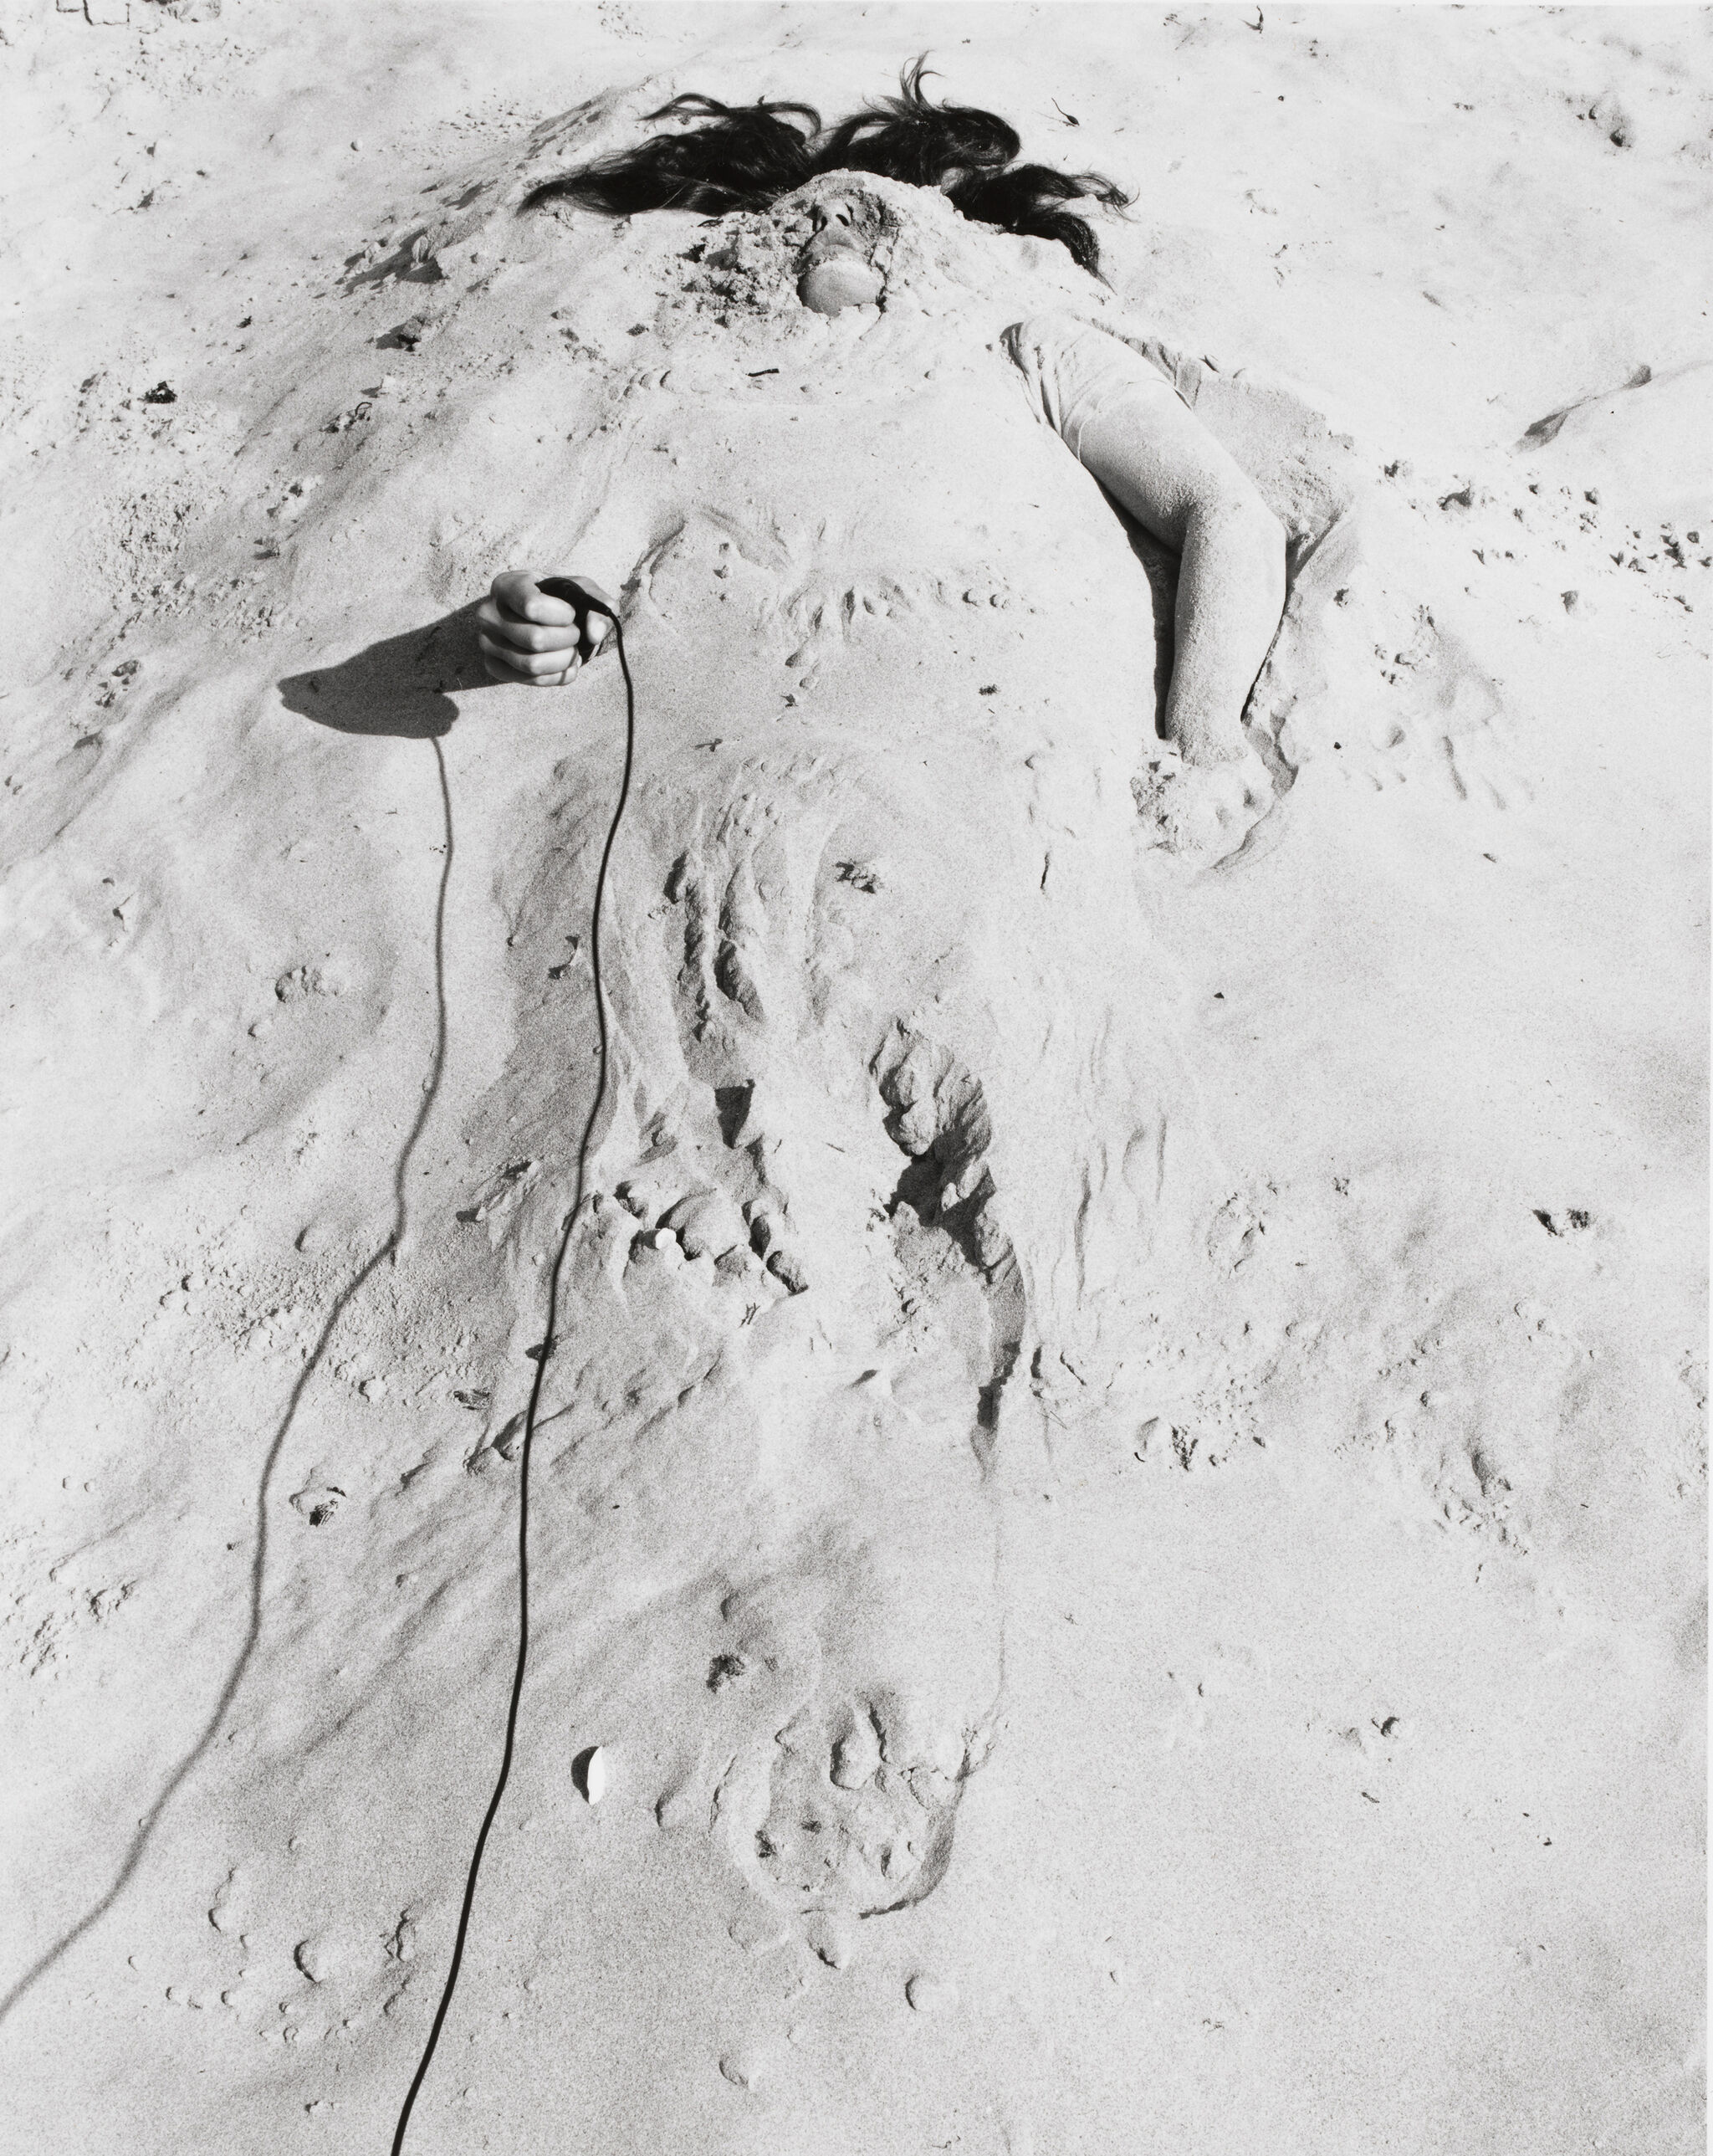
[1132,740,1276,865]
[1174,717,1252,771]
[476,570,617,688]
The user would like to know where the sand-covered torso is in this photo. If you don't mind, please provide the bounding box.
[550,173,1168,778]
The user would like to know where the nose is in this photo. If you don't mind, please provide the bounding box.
[810,199,856,233]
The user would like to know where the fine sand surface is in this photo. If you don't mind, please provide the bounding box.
[1,6,1706,2153]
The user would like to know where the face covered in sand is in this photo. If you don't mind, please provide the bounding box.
[794,182,892,315]
[676,172,997,331]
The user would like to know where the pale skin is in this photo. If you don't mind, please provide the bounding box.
[1073,398,1286,766]
[478,192,1286,767]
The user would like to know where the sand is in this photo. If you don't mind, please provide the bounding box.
[0,5,1706,2153]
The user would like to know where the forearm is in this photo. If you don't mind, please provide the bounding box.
[1163,502,1286,762]
[1069,387,1286,766]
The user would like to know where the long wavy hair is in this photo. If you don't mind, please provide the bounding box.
[524,59,1130,276]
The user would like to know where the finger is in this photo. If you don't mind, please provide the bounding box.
[491,571,579,627]
[478,641,580,683]
[478,632,583,682]
[513,591,581,627]
[539,575,620,653]
[483,650,581,689]
[482,643,543,685]
[476,603,580,654]
[481,597,580,641]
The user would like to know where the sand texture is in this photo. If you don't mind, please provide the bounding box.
[1,6,1706,2153]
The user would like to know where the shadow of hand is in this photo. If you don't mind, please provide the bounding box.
[279,602,497,739]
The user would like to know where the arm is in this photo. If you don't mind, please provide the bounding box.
[1005,315,1286,767]
[1075,393,1286,766]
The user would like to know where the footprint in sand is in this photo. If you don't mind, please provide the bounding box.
[698,1410,1004,1928]
[751,1686,982,1917]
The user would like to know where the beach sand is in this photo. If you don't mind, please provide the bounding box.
[1,6,1705,2152]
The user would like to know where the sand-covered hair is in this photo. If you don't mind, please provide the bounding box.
[523,58,1131,275]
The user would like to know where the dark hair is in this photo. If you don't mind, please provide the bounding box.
[523,58,1130,276]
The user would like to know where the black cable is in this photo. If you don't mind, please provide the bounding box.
[391,595,635,2155]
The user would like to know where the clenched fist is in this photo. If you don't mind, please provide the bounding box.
[476,570,619,688]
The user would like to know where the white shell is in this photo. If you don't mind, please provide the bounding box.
[581,1745,607,1804]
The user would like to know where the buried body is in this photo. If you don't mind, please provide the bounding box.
[134,70,1305,2138]
[466,94,1286,1923]
[8,47,1693,2156]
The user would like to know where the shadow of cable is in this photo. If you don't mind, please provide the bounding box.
[0,739,457,2025]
